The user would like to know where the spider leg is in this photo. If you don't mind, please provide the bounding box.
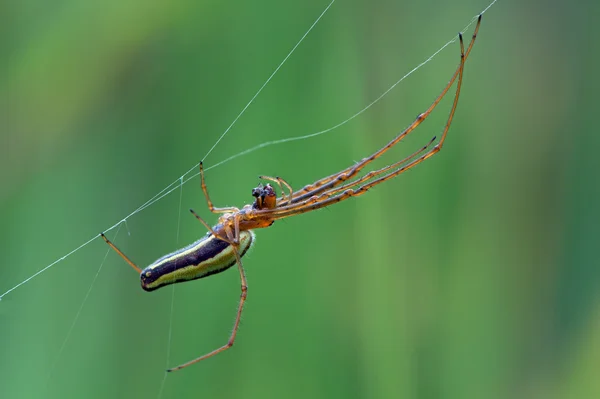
[279,15,481,207]
[199,161,240,214]
[168,212,248,371]
[167,244,248,372]
[282,54,453,205]
[266,25,471,220]
[300,135,438,207]
[189,208,225,238]
[232,213,241,245]
[265,135,437,214]
[276,177,294,204]
[101,233,142,273]
[297,135,437,209]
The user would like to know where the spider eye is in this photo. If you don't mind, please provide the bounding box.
[252,185,263,198]
[263,184,275,196]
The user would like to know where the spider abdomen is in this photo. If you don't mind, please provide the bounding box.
[140,231,255,291]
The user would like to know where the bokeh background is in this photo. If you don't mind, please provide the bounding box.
[2,0,599,398]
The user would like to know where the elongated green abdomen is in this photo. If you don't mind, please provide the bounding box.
[140,231,255,292]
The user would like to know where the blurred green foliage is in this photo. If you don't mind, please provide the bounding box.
[2,1,599,398]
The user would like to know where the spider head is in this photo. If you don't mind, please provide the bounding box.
[252,183,277,210]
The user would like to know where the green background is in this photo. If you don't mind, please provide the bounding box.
[2,1,599,398]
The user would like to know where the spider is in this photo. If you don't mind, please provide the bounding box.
[102,15,481,372]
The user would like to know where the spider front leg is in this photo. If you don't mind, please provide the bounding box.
[265,24,476,221]
[199,161,239,214]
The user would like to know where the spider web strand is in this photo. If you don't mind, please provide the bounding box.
[200,0,336,164]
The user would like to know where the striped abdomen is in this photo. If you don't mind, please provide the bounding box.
[140,231,255,291]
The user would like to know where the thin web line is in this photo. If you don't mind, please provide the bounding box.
[156,178,183,398]
[0,0,498,301]
[176,177,184,244]
[43,225,123,386]
[0,0,335,301]
[157,283,176,398]
[201,0,337,164]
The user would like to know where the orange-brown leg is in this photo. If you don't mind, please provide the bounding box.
[282,15,481,206]
[273,135,437,213]
[101,233,141,273]
[167,245,248,372]
[199,161,239,214]
[268,23,474,220]
[189,208,224,238]
[167,217,247,371]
